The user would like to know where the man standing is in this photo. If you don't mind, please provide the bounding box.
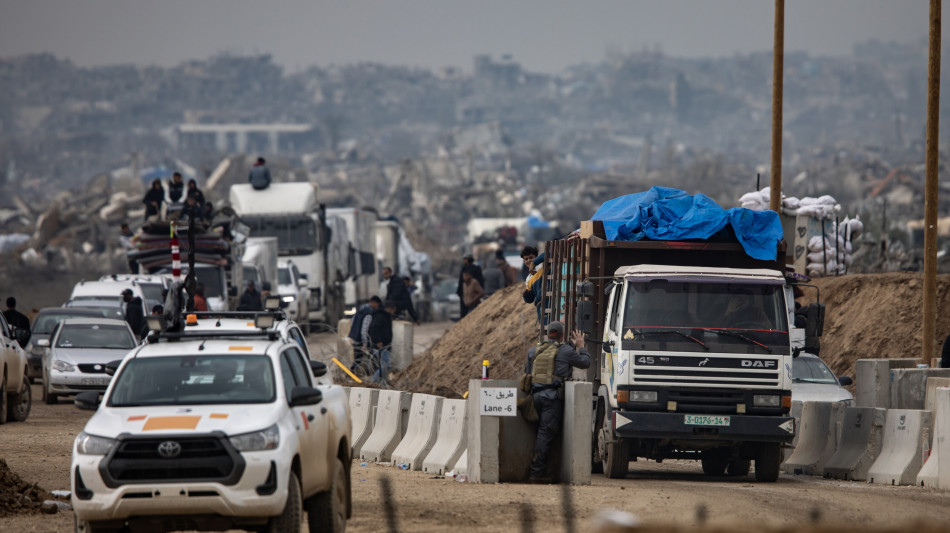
[193,284,209,312]
[365,300,397,383]
[3,297,31,346]
[121,289,146,339]
[496,251,518,287]
[238,281,264,311]
[524,321,590,483]
[382,267,418,323]
[481,259,505,297]
[456,255,484,318]
[248,157,271,190]
[166,172,185,206]
[349,296,381,370]
[461,267,485,315]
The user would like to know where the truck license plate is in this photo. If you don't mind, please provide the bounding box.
[684,415,730,426]
[81,378,108,386]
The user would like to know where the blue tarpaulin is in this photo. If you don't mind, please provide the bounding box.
[589,186,783,261]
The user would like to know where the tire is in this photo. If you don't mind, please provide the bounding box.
[306,457,348,533]
[74,516,119,533]
[600,408,629,479]
[590,402,604,475]
[0,372,8,425]
[754,443,782,482]
[43,368,58,405]
[9,374,31,422]
[726,459,751,477]
[701,450,728,476]
[266,471,302,533]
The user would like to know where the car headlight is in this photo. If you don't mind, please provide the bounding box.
[75,432,116,455]
[282,295,296,303]
[753,394,782,407]
[229,424,280,451]
[52,359,76,372]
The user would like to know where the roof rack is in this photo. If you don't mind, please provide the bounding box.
[146,330,280,343]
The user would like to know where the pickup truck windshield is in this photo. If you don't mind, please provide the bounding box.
[622,280,789,355]
[108,355,276,406]
[245,215,318,255]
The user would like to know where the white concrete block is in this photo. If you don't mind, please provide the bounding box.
[823,407,887,481]
[423,399,468,475]
[349,388,379,458]
[925,378,950,412]
[560,382,592,485]
[784,401,846,476]
[783,401,804,464]
[391,394,444,470]
[360,390,411,463]
[867,409,933,486]
[918,387,950,488]
[890,369,950,410]
[452,449,468,477]
[390,320,414,371]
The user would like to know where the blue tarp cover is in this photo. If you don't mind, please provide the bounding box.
[589,186,783,261]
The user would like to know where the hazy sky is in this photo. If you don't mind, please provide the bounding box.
[0,1,934,73]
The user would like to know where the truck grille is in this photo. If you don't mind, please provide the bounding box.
[101,434,244,488]
[631,355,781,387]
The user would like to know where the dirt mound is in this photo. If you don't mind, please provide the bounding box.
[395,285,539,397]
[811,272,950,377]
[0,459,53,517]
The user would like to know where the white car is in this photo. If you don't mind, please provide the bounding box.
[69,280,148,318]
[277,260,310,332]
[71,311,351,533]
[791,353,854,404]
[0,312,31,424]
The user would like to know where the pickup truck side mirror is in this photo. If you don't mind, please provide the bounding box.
[309,360,328,377]
[74,391,101,411]
[838,376,853,386]
[297,278,308,288]
[289,386,323,407]
[104,360,122,377]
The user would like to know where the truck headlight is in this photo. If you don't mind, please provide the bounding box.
[282,296,296,303]
[52,359,76,372]
[76,432,116,455]
[753,394,781,407]
[229,424,280,451]
[630,390,658,402]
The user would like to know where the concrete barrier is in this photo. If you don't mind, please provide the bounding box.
[823,407,886,481]
[390,320,414,371]
[855,358,920,408]
[782,401,804,464]
[452,449,468,477]
[925,378,950,412]
[349,388,379,458]
[867,409,933,486]
[466,379,536,483]
[360,390,411,463]
[560,382,592,485]
[423,399,468,475]
[783,401,846,476]
[917,387,950,488]
[889,369,950,410]
[391,394,444,470]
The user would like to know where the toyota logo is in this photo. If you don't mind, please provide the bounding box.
[157,441,182,458]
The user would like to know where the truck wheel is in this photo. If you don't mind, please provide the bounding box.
[701,450,728,476]
[266,471,302,533]
[600,408,628,479]
[9,374,31,422]
[727,459,751,477]
[591,402,604,474]
[0,372,8,425]
[754,444,782,482]
[306,458,347,533]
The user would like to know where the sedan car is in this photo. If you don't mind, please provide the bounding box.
[791,353,854,404]
[25,307,109,382]
[41,318,137,404]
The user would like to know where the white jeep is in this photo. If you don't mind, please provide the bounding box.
[0,311,31,424]
[70,311,351,533]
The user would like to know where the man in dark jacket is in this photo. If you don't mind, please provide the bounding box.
[349,296,381,370]
[3,297,31,346]
[248,157,271,190]
[456,255,484,318]
[383,268,418,323]
[524,321,591,482]
[167,172,185,205]
[121,289,146,338]
[238,281,264,311]
[366,300,397,383]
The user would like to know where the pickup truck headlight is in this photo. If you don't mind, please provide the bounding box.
[229,424,280,451]
[76,432,116,455]
[753,394,781,407]
[52,359,76,372]
[282,295,296,303]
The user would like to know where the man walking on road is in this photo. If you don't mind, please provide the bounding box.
[121,289,146,339]
[524,321,590,483]
[3,297,31,346]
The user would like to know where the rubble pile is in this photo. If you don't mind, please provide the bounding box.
[394,285,539,398]
[0,459,52,517]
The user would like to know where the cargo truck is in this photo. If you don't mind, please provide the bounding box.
[542,217,803,482]
[328,207,378,314]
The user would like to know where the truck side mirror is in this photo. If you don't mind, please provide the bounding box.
[576,282,594,297]
[803,302,825,355]
[575,300,594,335]
[602,340,614,353]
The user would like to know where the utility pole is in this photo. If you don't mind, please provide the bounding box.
[923,0,941,364]
[769,0,785,212]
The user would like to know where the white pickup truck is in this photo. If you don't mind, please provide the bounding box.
[0,312,31,424]
[70,310,351,533]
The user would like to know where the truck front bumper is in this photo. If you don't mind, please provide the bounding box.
[613,411,795,443]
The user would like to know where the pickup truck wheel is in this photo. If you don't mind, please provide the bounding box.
[306,457,347,533]
[0,373,8,425]
[266,471,302,533]
[75,517,119,533]
[9,374,31,422]
[600,409,628,479]
[754,444,782,482]
[726,459,751,477]
[701,450,728,476]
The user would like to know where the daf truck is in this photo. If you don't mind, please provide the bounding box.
[543,220,806,482]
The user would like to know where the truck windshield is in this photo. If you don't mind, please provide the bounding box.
[245,215,318,255]
[108,355,276,406]
[622,281,789,355]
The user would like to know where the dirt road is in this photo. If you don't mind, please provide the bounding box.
[3,323,950,532]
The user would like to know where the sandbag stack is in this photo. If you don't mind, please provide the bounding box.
[738,187,841,219]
